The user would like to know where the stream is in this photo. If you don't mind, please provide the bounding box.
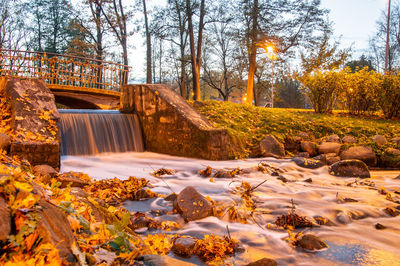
[61,152,400,265]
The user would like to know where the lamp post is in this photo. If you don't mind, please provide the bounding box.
[265,45,277,108]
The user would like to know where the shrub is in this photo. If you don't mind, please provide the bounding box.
[300,70,344,113]
[378,72,400,118]
[343,67,381,115]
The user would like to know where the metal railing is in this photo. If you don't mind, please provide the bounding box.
[0,49,130,93]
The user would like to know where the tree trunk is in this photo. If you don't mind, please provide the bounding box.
[142,0,152,83]
[186,0,199,100]
[246,0,258,105]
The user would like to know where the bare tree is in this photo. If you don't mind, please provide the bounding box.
[186,0,205,100]
[142,0,152,83]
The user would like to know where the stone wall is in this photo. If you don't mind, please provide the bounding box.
[121,84,241,160]
[0,77,60,168]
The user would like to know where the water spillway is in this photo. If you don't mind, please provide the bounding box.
[59,110,144,156]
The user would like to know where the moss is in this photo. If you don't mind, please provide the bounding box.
[190,100,400,156]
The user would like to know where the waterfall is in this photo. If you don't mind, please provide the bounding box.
[59,110,144,156]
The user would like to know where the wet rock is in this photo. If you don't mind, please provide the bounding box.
[36,199,76,263]
[164,193,177,202]
[372,135,387,145]
[0,133,11,152]
[300,141,318,157]
[245,257,278,266]
[277,176,288,183]
[294,152,310,158]
[384,207,400,217]
[375,223,387,230]
[313,216,334,226]
[172,237,197,257]
[318,142,341,155]
[340,146,377,167]
[342,135,356,144]
[395,175,400,180]
[325,134,341,143]
[173,186,213,222]
[304,178,313,183]
[298,131,312,140]
[330,160,370,178]
[381,148,400,168]
[326,153,341,165]
[138,254,196,266]
[292,157,324,169]
[336,211,353,224]
[58,172,90,188]
[295,234,328,251]
[284,136,302,153]
[260,135,285,158]
[33,164,58,183]
[0,197,11,243]
[392,137,400,148]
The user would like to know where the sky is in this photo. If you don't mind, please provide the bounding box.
[320,0,387,57]
[130,0,389,81]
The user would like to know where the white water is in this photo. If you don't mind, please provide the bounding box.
[61,152,400,265]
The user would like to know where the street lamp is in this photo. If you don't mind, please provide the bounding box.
[264,45,277,108]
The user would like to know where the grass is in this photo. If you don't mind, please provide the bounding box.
[190,100,400,157]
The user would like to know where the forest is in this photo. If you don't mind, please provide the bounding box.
[0,0,398,107]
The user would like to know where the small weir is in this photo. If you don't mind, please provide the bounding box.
[59,109,144,156]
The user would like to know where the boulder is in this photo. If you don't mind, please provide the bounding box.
[372,135,387,145]
[381,148,400,168]
[284,136,302,153]
[0,197,11,243]
[260,135,285,158]
[318,142,341,155]
[392,137,400,148]
[340,146,377,167]
[325,134,341,143]
[300,141,319,157]
[336,211,352,224]
[330,160,370,178]
[172,237,197,257]
[0,133,11,152]
[294,152,310,158]
[295,234,328,251]
[342,136,356,144]
[138,254,196,266]
[33,164,58,183]
[292,157,324,169]
[298,131,312,140]
[36,199,76,263]
[173,186,213,222]
[246,258,278,266]
[58,172,90,188]
[326,153,341,165]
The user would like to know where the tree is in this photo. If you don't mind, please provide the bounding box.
[0,0,27,50]
[201,1,240,101]
[299,28,349,74]
[186,0,205,101]
[95,0,131,82]
[346,55,375,72]
[239,0,328,105]
[142,0,152,83]
[369,0,400,71]
[274,78,305,108]
[151,0,189,97]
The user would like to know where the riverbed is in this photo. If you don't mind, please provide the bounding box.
[61,152,400,265]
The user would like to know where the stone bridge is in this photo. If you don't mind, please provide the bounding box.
[0,49,127,109]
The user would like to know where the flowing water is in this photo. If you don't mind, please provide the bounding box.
[61,152,400,265]
[59,110,144,156]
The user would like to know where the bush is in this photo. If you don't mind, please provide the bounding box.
[343,67,381,115]
[378,73,400,118]
[300,70,344,113]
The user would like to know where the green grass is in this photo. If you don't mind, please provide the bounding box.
[190,100,400,157]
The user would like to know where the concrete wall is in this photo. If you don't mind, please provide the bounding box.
[121,84,241,160]
[0,77,60,169]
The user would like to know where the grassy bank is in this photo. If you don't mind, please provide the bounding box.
[190,100,400,156]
